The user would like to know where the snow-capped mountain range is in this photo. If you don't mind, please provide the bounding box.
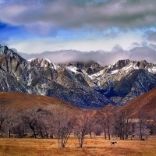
[1,45,156,107]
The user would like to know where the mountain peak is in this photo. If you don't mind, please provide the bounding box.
[64,60,103,75]
[29,58,58,70]
[0,45,9,54]
[113,59,131,69]
[0,44,26,62]
[111,59,155,71]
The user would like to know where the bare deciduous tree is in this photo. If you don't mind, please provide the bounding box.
[135,112,150,140]
[74,111,94,148]
[0,104,7,136]
[52,107,74,148]
[96,106,114,140]
[113,110,131,140]
[21,108,48,138]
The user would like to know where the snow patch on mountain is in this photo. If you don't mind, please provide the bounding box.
[122,64,139,71]
[148,67,156,74]
[66,66,78,73]
[88,69,105,79]
[28,58,36,62]
[110,69,119,74]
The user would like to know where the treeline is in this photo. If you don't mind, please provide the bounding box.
[0,105,156,148]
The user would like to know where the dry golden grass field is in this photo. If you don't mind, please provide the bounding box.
[0,136,156,156]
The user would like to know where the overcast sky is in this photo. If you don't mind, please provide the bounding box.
[0,0,156,60]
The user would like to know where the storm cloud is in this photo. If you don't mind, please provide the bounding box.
[0,0,156,32]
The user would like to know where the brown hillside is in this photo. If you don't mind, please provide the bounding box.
[122,88,156,118]
[1,89,156,118]
[0,92,78,112]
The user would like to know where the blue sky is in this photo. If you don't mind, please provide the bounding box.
[0,0,156,54]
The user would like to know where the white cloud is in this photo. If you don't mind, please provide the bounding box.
[9,31,143,53]
[19,45,156,65]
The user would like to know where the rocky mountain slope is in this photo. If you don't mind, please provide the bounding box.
[92,59,156,104]
[1,45,156,107]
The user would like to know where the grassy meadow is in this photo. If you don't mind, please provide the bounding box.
[0,136,156,156]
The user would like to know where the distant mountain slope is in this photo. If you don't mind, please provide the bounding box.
[1,45,156,107]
